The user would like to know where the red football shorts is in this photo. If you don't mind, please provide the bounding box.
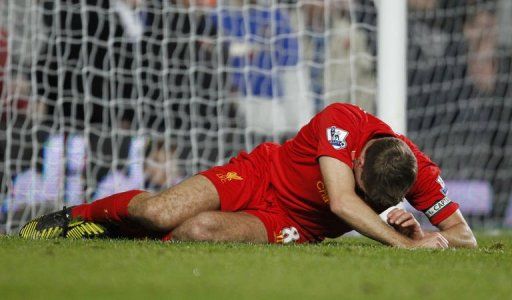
[199,143,313,244]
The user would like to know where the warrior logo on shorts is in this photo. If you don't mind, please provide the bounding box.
[216,171,243,183]
[275,227,300,244]
[326,126,348,150]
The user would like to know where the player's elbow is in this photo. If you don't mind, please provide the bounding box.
[451,224,478,249]
[329,198,341,214]
[466,232,478,248]
[457,234,478,249]
[329,198,352,218]
[468,236,478,248]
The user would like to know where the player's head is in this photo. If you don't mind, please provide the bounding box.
[353,137,417,212]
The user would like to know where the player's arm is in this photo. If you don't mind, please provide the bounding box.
[387,206,477,248]
[319,156,447,249]
[435,209,477,248]
[394,137,477,248]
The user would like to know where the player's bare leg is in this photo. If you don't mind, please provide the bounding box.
[171,211,268,243]
[19,175,220,239]
[128,175,220,231]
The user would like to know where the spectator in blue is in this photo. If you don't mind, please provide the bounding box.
[212,0,313,143]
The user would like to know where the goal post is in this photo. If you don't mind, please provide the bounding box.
[375,0,407,219]
[377,0,407,134]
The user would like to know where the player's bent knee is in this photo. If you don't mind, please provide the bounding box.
[176,212,221,241]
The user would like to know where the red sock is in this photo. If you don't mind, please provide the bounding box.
[71,190,145,224]
[161,231,173,242]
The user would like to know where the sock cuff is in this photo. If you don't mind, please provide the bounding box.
[71,189,146,220]
[117,190,146,216]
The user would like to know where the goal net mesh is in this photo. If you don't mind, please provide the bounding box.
[0,0,377,233]
[1,0,511,233]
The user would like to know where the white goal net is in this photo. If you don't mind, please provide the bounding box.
[2,0,511,234]
[0,0,377,233]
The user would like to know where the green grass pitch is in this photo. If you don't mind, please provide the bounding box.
[1,234,511,299]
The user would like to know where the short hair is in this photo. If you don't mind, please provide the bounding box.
[361,137,418,211]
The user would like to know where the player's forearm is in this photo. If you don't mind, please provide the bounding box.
[330,197,413,248]
[437,223,477,248]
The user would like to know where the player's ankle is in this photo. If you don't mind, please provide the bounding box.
[70,204,90,221]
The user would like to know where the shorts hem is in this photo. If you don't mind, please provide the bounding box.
[243,210,274,243]
[198,171,229,211]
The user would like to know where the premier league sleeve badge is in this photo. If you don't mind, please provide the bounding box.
[326,126,348,150]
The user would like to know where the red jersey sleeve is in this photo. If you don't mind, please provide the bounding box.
[403,139,459,225]
[314,104,362,168]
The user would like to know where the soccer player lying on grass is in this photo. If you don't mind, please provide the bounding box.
[20,103,477,248]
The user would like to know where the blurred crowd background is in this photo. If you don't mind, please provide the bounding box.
[0,0,511,231]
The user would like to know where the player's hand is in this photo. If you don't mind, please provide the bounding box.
[410,232,449,249]
[387,208,424,240]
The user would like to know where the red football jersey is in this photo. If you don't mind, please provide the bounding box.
[270,103,459,240]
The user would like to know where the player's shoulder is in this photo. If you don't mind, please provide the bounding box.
[398,135,442,188]
[323,102,365,112]
[397,135,433,164]
[319,103,367,120]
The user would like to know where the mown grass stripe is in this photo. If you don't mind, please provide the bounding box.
[1,234,511,299]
